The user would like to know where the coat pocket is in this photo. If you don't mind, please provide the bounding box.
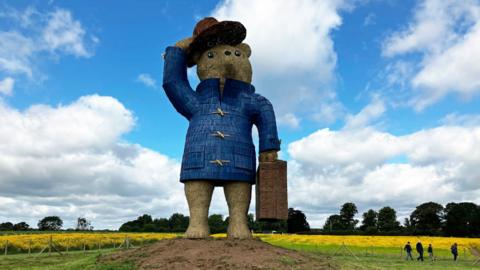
[234,145,255,171]
[182,146,204,169]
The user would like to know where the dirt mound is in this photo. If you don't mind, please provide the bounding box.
[100,237,337,270]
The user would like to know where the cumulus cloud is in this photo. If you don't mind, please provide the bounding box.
[382,0,480,110]
[0,95,188,229]
[212,0,350,125]
[0,6,96,78]
[0,77,14,96]
[137,73,157,88]
[287,99,480,227]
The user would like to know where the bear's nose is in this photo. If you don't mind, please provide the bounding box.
[224,50,231,56]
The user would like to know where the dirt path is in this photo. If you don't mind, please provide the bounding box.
[100,237,338,270]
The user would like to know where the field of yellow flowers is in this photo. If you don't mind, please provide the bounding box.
[256,234,480,259]
[0,232,177,253]
[1,232,479,258]
[257,234,480,250]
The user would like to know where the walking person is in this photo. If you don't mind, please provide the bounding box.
[427,244,434,261]
[451,243,458,261]
[404,241,413,260]
[416,241,424,261]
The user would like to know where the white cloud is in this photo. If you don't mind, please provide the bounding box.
[287,100,480,227]
[0,77,14,96]
[211,0,350,125]
[382,0,480,110]
[0,95,187,229]
[441,113,480,127]
[344,96,385,129]
[363,13,375,26]
[0,31,35,77]
[0,6,96,79]
[137,73,157,88]
[278,113,300,129]
[42,9,92,57]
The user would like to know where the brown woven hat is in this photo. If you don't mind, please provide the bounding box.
[186,17,246,67]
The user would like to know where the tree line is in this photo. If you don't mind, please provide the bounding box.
[323,201,480,237]
[119,208,311,233]
[3,201,478,237]
[0,216,93,231]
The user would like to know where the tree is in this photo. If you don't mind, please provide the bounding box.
[168,213,189,232]
[153,218,171,232]
[410,202,444,235]
[360,209,378,233]
[339,202,358,230]
[119,214,154,232]
[377,206,400,233]
[208,214,227,233]
[323,214,342,232]
[76,217,93,231]
[38,216,63,231]
[0,222,14,231]
[444,202,480,237]
[13,222,29,231]
[287,208,310,233]
[256,219,287,233]
[246,214,259,231]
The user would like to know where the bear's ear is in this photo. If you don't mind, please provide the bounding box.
[237,43,251,58]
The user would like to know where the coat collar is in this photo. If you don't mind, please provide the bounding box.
[196,78,255,98]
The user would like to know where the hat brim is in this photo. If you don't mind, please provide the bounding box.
[186,21,246,67]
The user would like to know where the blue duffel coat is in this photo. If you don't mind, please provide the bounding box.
[162,46,281,185]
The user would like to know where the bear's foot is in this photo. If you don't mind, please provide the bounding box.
[184,225,210,239]
[227,221,252,239]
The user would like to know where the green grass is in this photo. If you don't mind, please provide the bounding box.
[330,254,480,270]
[0,242,479,269]
[264,240,479,261]
[262,240,480,269]
[0,249,134,270]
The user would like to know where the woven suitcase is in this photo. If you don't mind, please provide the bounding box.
[256,160,288,221]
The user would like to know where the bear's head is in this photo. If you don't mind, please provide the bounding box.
[195,43,252,89]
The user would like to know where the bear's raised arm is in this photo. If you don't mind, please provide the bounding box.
[253,95,281,152]
[162,46,199,120]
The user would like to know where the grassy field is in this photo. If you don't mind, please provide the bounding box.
[0,250,134,270]
[0,248,479,270]
[0,233,479,269]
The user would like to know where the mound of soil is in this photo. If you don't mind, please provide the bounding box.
[100,237,337,270]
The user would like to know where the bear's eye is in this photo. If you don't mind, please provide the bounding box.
[207,51,214,58]
[235,50,241,57]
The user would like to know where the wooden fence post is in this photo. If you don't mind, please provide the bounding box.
[4,240,7,256]
[28,239,32,255]
[48,235,52,254]
[83,240,86,254]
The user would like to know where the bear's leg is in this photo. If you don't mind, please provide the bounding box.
[184,180,214,238]
[224,182,252,239]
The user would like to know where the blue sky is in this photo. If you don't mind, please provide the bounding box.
[1,0,480,229]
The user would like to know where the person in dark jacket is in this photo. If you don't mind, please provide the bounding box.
[404,242,413,260]
[427,244,434,261]
[416,241,424,261]
[451,243,458,261]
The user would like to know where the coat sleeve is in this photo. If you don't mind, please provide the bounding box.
[253,95,281,152]
[162,46,198,120]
